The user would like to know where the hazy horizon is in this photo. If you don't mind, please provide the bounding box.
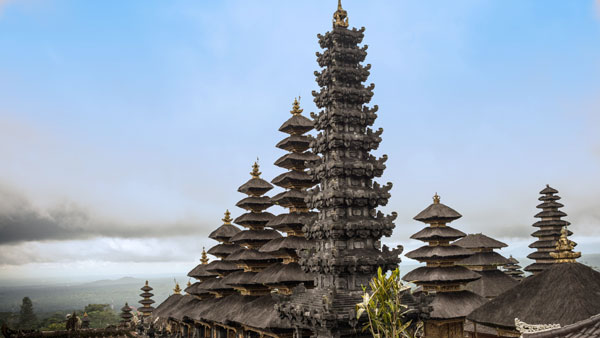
[1,0,600,282]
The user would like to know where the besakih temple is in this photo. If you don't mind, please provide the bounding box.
[119,303,133,327]
[468,227,600,337]
[403,194,487,338]
[138,281,155,321]
[502,255,524,282]
[455,233,518,299]
[525,185,573,274]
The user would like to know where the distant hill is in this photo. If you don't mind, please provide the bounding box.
[80,277,142,287]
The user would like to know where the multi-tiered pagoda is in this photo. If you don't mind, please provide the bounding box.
[254,98,318,295]
[278,2,401,336]
[185,247,218,300]
[503,255,524,281]
[403,194,486,338]
[119,303,133,327]
[524,185,573,274]
[138,281,155,321]
[455,233,518,299]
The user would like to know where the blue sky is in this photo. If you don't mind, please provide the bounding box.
[0,0,599,282]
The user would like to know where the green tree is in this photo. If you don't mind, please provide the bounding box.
[17,297,38,330]
[356,267,421,338]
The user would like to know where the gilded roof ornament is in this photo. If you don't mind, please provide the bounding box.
[433,193,440,204]
[187,279,192,287]
[333,0,349,28]
[550,227,581,263]
[200,246,209,264]
[145,280,149,286]
[250,161,262,178]
[222,209,233,224]
[290,97,303,116]
[173,281,182,295]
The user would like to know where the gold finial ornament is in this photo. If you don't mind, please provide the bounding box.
[200,247,209,265]
[250,161,262,178]
[173,281,182,294]
[433,193,440,204]
[187,279,192,287]
[222,209,232,224]
[333,0,349,28]
[550,227,581,263]
[291,97,303,116]
[145,280,149,286]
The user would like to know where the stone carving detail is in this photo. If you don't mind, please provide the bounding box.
[515,318,561,334]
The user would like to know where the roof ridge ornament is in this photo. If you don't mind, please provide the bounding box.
[250,160,262,178]
[200,246,209,264]
[433,193,440,204]
[173,280,182,294]
[515,318,561,334]
[290,97,303,116]
[333,0,349,28]
[550,226,581,263]
[222,209,233,224]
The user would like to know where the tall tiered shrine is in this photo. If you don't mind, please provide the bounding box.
[524,185,573,274]
[138,281,155,320]
[503,255,524,281]
[403,195,486,338]
[279,2,401,337]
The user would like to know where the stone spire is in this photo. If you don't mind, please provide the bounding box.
[200,247,209,265]
[278,4,402,336]
[455,233,519,299]
[525,185,574,274]
[254,97,318,295]
[403,194,486,338]
[550,227,581,263]
[138,280,155,319]
[503,255,524,281]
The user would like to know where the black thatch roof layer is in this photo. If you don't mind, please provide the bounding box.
[459,251,511,266]
[234,212,276,228]
[209,223,241,241]
[224,248,277,262]
[266,212,317,232]
[234,295,293,329]
[271,171,313,189]
[236,196,273,213]
[405,245,473,261]
[522,313,600,338]
[221,270,259,286]
[276,134,312,153]
[468,262,600,330]
[271,190,306,207]
[465,269,518,299]
[274,152,320,170]
[429,291,487,319]
[169,295,197,321]
[279,114,313,135]
[230,229,282,245]
[259,236,312,254]
[187,263,218,279]
[152,294,183,319]
[207,243,240,258]
[197,277,234,292]
[185,297,221,322]
[202,294,257,324]
[413,201,462,222]
[454,233,507,249]
[410,226,466,241]
[252,262,315,284]
[403,266,481,284]
[205,260,242,274]
[238,177,273,197]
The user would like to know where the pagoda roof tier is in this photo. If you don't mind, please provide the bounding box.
[271,171,314,190]
[224,248,278,263]
[458,252,511,266]
[138,307,155,313]
[410,226,466,242]
[454,233,507,249]
[531,228,572,237]
[207,243,240,259]
[534,210,568,218]
[528,239,560,249]
[278,114,314,135]
[527,251,554,260]
[238,177,273,197]
[140,284,153,292]
[402,266,481,284]
[183,297,220,322]
[414,197,462,223]
[428,290,487,320]
[235,196,273,213]
[139,299,155,305]
[276,135,312,153]
[259,236,313,255]
[252,262,315,285]
[274,152,320,170]
[209,223,241,242]
[540,185,559,194]
[507,256,519,264]
[468,262,600,331]
[205,260,243,274]
[202,294,259,326]
[538,194,561,201]
[120,304,132,313]
[221,270,260,287]
[266,211,317,233]
[168,295,198,321]
[536,201,564,209]
[139,292,154,298]
[466,270,519,299]
[184,282,211,297]
[523,262,554,273]
[230,229,282,246]
[234,212,275,228]
[309,155,387,180]
[532,219,571,228]
[234,295,293,330]
[188,263,219,279]
[197,277,234,292]
[405,245,473,261]
[271,190,309,209]
[152,293,183,319]
[312,105,378,130]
